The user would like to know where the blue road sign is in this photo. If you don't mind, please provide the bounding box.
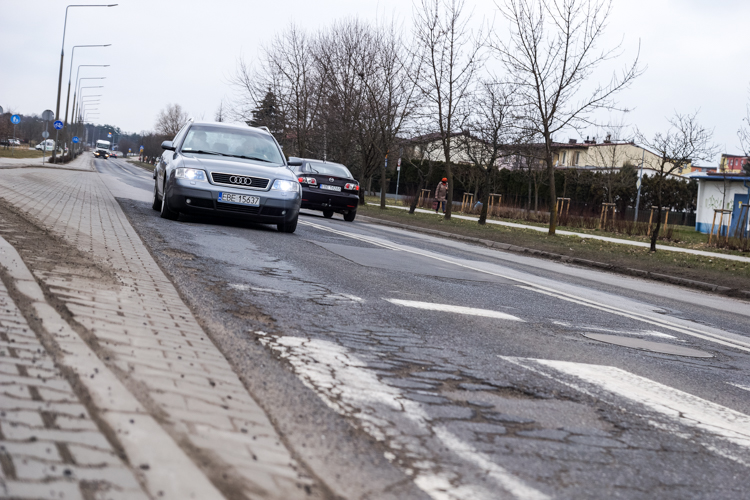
[53,120,64,130]
[139,145,144,150]
[108,132,112,138]
[10,115,20,124]
[72,136,80,144]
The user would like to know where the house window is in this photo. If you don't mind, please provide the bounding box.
[574,152,580,166]
[561,152,567,165]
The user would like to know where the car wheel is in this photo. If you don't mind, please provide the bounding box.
[151,182,161,211]
[277,215,298,233]
[344,210,356,222]
[160,188,179,220]
[323,210,334,219]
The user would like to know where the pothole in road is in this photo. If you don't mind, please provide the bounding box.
[582,333,713,358]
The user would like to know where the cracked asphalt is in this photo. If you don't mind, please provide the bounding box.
[100,157,750,499]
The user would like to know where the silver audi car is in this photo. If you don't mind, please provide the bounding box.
[152,121,302,233]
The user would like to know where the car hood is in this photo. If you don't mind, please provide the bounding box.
[181,155,296,180]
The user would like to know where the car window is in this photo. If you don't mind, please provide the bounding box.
[173,123,191,147]
[181,125,284,164]
[305,161,352,178]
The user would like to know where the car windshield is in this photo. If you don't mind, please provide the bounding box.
[303,161,352,178]
[181,125,284,164]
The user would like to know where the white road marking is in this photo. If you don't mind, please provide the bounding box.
[502,357,750,463]
[385,298,523,321]
[729,382,750,393]
[577,326,680,340]
[259,334,548,500]
[300,221,750,354]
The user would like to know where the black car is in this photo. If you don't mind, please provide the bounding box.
[294,159,359,221]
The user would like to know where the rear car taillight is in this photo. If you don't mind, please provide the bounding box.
[345,183,359,191]
[299,177,317,185]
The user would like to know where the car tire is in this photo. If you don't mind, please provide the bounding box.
[323,210,334,219]
[151,182,161,211]
[277,215,298,233]
[344,210,356,222]
[160,188,179,220]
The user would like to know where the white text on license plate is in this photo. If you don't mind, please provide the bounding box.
[219,192,260,206]
[321,184,341,192]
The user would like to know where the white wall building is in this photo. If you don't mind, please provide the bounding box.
[694,174,750,234]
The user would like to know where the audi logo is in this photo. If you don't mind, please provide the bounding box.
[229,176,254,185]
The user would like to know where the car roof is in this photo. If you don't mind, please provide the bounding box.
[189,121,272,137]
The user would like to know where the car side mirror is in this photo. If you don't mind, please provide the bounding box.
[287,157,303,166]
[161,141,175,151]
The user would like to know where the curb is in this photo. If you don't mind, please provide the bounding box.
[357,215,750,301]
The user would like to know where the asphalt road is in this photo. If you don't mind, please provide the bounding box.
[97,157,750,500]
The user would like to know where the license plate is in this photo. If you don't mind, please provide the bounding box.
[320,184,341,192]
[218,192,260,206]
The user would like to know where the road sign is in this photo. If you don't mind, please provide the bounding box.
[53,120,63,130]
[42,110,54,121]
[42,131,49,139]
[108,132,112,138]
[128,148,131,153]
[139,145,144,151]
[72,136,80,144]
[11,114,20,124]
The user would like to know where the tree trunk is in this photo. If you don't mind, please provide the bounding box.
[445,162,453,220]
[650,177,663,251]
[534,178,540,214]
[379,161,387,209]
[547,155,558,235]
[478,167,492,225]
[527,176,532,214]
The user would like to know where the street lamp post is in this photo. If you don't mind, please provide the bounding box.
[65,48,109,127]
[53,3,117,161]
[73,78,105,126]
[68,63,109,131]
[74,85,104,123]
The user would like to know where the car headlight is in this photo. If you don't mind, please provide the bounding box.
[175,168,207,181]
[272,179,299,192]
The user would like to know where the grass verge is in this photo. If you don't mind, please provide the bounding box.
[359,203,750,292]
[0,148,47,159]
[127,160,155,171]
[365,196,746,257]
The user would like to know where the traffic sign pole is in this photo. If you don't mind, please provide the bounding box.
[10,114,21,158]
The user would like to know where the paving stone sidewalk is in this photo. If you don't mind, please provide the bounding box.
[0,271,148,500]
[0,156,314,498]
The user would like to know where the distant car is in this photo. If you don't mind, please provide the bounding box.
[110,151,118,158]
[35,139,55,151]
[292,159,359,221]
[153,121,301,233]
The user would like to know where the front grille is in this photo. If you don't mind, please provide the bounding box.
[216,202,260,214]
[211,172,269,189]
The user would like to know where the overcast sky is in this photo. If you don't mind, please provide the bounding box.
[2,0,750,164]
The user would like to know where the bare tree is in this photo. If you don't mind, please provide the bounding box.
[493,0,642,234]
[155,104,189,137]
[459,80,519,224]
[360,18,421,208]
[637,112,716,251]
[413,0,484,219]
[231,25,323,157]
[215,100,225,122]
